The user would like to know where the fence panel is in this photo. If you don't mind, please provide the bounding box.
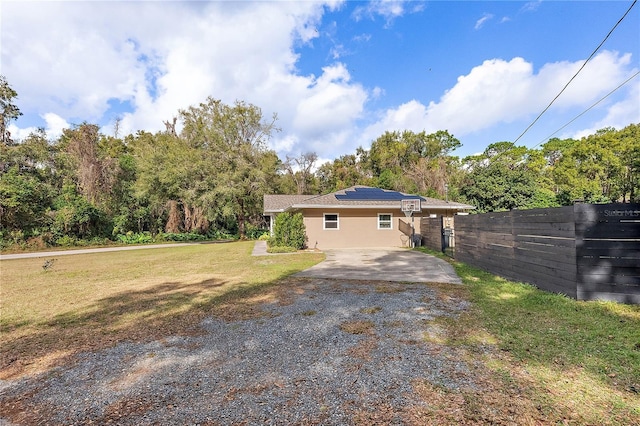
[453,203,640,303]
[420,216,443,252]
[574,203,640,304]
[455,211,516,279]
[512,207,577,298]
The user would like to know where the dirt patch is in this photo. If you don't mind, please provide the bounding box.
[339,320,375,335]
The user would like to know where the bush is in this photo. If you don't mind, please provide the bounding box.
[245,224,269,240]
[270,213,306,250]
[258,232,270,241]
[55,235,78,247]
[115,232,154,245]
[158,232,207,242]
[208,229,237,241]
[52,187,110,239]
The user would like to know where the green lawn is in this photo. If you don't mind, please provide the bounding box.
[0,241,324,379]
[416,247,640,425]
[1,242,638,424]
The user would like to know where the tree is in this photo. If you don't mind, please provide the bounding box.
[58,123,121,209]
[366,130,461,195]
[284,152,318,195]
[316,149,371,193]
[0,129,57,235]
[614,123,639,202]
[180,98,280,238]
[131,130,207,233]
[132,98,281,238]
[0,166,53,233]
[0,76,22,145]
[459,142,543,212]
[51,184,108,239]
[546,128,632,204]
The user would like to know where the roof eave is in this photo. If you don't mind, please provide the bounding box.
[291,204,475,210]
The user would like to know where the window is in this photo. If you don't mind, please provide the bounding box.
[378,213,392,229]
[324,213,339,230]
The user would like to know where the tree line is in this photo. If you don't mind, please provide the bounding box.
[295,124,639,211]
[1,75,638,250]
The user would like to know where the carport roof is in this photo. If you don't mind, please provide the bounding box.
[264,186,475,213]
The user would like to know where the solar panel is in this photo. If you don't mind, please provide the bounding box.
[335,187,422,201]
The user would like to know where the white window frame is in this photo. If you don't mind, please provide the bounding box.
[323,213,339,230]
[378,213,393,230]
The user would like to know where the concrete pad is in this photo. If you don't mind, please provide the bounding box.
[294,248,462,284]
[251,240,269,256]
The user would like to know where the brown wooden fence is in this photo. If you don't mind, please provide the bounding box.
[450,203,640,304]
[420,216,442,251]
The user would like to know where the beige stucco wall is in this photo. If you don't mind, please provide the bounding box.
[302,208,422,249]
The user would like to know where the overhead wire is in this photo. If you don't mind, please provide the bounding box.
[512,0,637,144]
[532,70,640,149]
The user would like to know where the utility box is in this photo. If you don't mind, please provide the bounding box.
[442,228,453,252]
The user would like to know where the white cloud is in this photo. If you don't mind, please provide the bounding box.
[7,113,70,141]
[7,124,38,142]
[352,0,423,27]
[353,33,372,43]
[572,78,640,139]
[521,1,543,13]
[360,50,638,149]
[41,113,71,140]
[3,2,637,162]
[293,63,366,135]
[270,134,298,153]
[475,14,494,30]
[2,1,374,158]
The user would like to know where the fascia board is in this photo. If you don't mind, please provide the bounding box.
[292,204,401,209]
[292,204,474,210]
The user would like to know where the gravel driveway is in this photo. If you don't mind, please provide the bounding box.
[0,276,475,425]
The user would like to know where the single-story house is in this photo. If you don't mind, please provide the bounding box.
[263,186,475,249]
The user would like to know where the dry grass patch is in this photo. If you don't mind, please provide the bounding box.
[359,306,382,314]
[339,320,375,335]
[0,241,323,379]
[345,338,378,361]
[348,401,399,425]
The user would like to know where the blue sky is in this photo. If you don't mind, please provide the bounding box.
[3,1,639,161]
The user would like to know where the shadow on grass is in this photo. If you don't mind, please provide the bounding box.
[0,274,303,380]
[454,261,639,399]
[415,248,639,389]
[405,254,638,422]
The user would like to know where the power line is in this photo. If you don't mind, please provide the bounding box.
[513,0,637,144]
[533,70,640,148]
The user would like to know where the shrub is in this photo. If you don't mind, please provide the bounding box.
[159,232,207,242]
[245,224,269,240]
[208,229,237,241]
[115,232,154,245]
[270,212,306,250]
[55,235,77,247]
[258,232,270,241]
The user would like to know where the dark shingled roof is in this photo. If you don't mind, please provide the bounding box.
[263,194,316,213]
[264,186,475,213]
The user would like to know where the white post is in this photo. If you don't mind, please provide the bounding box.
[411,214,415,248]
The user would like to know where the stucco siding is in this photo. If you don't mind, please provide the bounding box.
[302,208,421,249]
